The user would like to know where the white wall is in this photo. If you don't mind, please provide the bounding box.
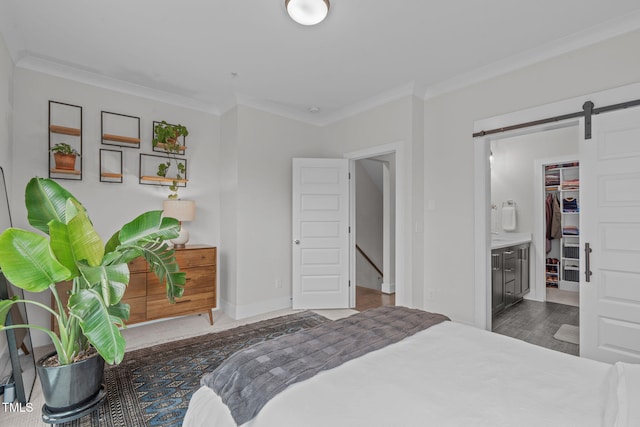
[355,159,383,291]
[0,34,11,177]
[226,105,328,318]
[12,67,220,347]
[424,29,640,325]
[491,126,579,234]
[323,96,424,308]
[0,32,14,382]
[219,107,239,313]
[411,97,425,307]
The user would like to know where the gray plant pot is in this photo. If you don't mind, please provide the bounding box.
[36,350,105,413]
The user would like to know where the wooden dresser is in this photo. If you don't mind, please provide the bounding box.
[53,245,217,330]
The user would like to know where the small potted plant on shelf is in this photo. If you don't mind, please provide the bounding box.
[50,143,80,171]
[152,121,189,200]
[0,177,186,423]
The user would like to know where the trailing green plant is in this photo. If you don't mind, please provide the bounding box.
[152,121,189,200]
[0,177,186,365]
[50,143,80,156]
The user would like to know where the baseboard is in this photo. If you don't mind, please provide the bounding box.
[381,282,396,294]
[220,296,292,320]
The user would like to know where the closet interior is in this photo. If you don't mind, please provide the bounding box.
[544,162,580,294]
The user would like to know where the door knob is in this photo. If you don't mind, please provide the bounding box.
[294,239,300,244]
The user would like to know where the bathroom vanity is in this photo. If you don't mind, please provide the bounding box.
[491,234,531,316]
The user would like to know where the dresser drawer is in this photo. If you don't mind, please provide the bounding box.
[146,266,215,296]
[128,256,148,273]
[126,272,147,298]
[122,296,147,323]
[147,267,216,301]
[147,292,215,320]
[174,247,216,268]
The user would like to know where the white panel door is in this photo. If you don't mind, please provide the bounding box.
[292,158,350,309]
[581,107,640,363]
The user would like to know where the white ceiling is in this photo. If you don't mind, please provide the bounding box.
[1,1,640,125]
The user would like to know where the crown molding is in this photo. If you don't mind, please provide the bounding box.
[236,82,418,126]
[424,10,640,100]
[15,55,220,115]
[234,94,323,126]
[316,82,417,126]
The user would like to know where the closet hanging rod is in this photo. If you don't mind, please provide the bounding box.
[473,98,640,140]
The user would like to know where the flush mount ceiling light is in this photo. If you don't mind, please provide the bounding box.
[285,0,330,26]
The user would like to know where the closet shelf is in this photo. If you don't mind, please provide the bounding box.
[140,175,188,184]
[51,168,81,175]
[544,161,580,291]
[102,133,140,144]
[50,125,81,136]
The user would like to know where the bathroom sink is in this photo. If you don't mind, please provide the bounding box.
[491,233,532,248]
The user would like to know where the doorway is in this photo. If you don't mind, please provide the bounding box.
[292,141,409,311]
[353,156,396,311]
[474,82,640,364]
[489,126,581,354]
[345,142,406,310]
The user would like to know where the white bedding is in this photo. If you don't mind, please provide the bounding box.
[183,320,613,427]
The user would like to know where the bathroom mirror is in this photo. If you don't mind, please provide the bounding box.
[0,166,36,403]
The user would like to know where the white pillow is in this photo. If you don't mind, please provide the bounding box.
[605,362,640,427]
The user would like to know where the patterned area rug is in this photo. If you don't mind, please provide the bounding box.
[62,311,328,427]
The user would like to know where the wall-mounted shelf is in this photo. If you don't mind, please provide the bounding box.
[140,176,188,183]
[152,120,186,155]
[154,142,187,151]
[100,149,123,183]
[101,172,123,179]
[50,168,82,175]
[49,125,81,136]
[101,111,141,149]
[103,134,140,145]
[49,101,82,181]
[139,153,188,188]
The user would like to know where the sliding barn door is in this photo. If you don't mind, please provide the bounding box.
[580,106,640,363]
[292,158,350,309]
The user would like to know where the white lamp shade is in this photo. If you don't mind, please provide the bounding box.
[162,199,196,222]
[285,0,329,26]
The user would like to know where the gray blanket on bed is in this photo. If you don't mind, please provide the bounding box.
[201,306,449,425]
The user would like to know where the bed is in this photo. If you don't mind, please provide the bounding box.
[183,306,640,427]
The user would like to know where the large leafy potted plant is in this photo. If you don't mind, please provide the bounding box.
[0,177,185,422]
[152,121,188,200]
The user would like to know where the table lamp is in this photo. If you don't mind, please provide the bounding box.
[162,199,196,248]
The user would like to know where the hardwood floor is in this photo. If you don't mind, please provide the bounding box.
[492,299,579,356]
[355,286,395,311]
